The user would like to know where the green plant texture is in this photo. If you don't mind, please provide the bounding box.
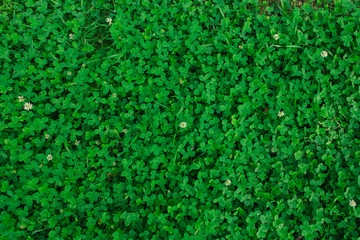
[1,0,360,239]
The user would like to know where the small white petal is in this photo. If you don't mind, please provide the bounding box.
[321,51,328,58]
[23,102,33,111]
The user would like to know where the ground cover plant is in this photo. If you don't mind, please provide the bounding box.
[1,0,360,239]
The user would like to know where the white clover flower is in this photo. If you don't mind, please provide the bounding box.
[82,63,86,67]
[106,18,112,25]
[350,199,357,207]
[75,140,80,146]
[18,96,25,102]
[180,122,187,128]
[238,45,243,49]
[179,78,184,85]
[225,179,231,186]
[23,102,33,111]
[69,33,75,40]
[122,129,128,134]
[47,154,53,161]
[45,134,50,139]
[273,34,279,40]
[67,71,72,76]
[321,50,328,58]
[112,93,117,98]
[277,111,285,117]
[96,140,101,145]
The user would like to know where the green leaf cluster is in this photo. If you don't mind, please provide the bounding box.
[1,0,360,239]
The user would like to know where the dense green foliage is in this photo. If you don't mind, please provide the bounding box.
[1,0,360,239]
